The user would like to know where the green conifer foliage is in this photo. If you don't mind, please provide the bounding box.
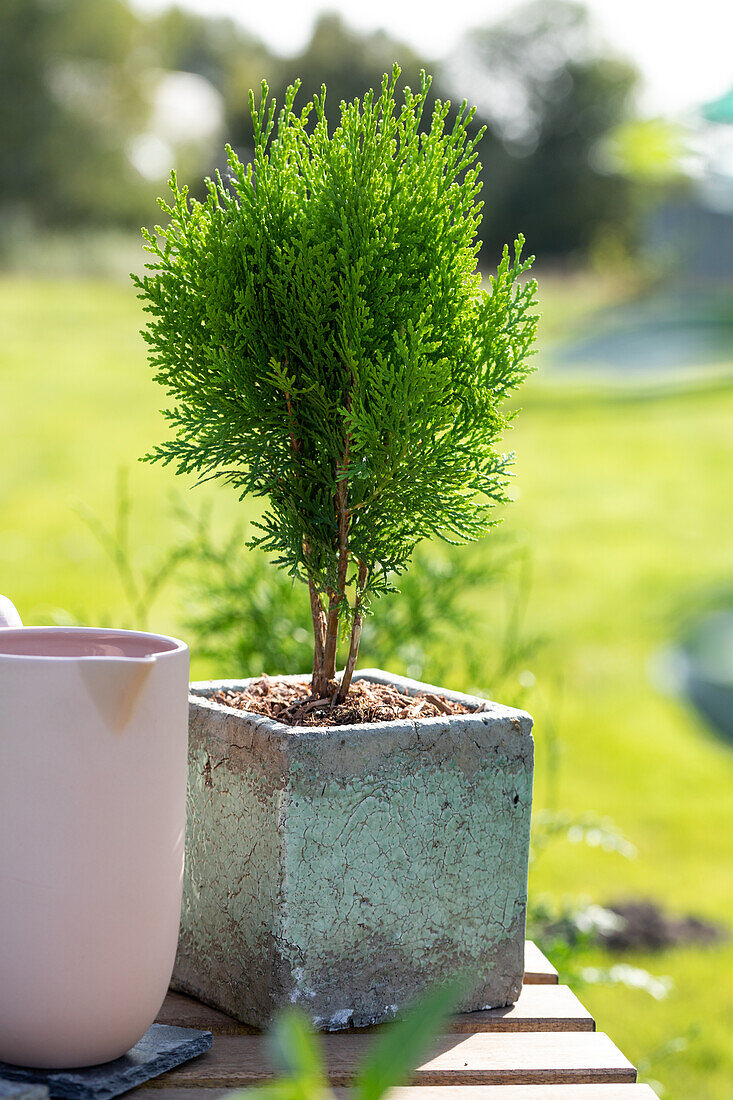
[133,66,538,699]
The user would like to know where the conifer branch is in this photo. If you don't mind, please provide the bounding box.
[134,66,538,699]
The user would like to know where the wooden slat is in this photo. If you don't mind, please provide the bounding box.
[133,1093,231,1099]
[157,991,256,1035]
[524,941,558,985]
[157,983,592,1036]
[347,1089,658,1099]
[147,1031,635,1088]
[136,1088,657,1100]
[451,985,592,1032]
[136,1089,658,1100]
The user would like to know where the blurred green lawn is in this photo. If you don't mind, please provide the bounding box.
[2,274,732,1099]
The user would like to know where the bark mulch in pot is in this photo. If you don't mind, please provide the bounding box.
[209,675,478,728]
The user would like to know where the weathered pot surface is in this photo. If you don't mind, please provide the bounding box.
[174,668,534,1029]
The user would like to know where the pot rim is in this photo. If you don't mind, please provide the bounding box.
[0,625,188,661]
[189,667,533,736]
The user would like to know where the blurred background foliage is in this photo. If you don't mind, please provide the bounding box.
[1,0,653,265]
[2,1,733,1097]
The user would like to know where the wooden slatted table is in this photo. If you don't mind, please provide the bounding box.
[139,942,658,1099]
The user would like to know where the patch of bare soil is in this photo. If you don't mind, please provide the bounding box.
[600,899,728,953]
[210,675,478,727]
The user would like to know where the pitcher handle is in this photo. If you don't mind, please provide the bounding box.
[0,595,22,628]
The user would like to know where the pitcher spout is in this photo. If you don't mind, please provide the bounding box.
[79,656,156,734]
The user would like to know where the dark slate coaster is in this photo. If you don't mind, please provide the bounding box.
[0,1080,49,1100]
[0,1025,212,1100]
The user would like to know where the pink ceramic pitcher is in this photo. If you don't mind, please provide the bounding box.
[0,598,189,1068]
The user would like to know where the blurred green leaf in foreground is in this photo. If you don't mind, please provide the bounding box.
[227,983,461,1100]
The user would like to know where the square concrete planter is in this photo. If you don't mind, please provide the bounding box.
[173,670,534,1029]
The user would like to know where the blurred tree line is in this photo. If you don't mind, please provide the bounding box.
[0,0,639,263]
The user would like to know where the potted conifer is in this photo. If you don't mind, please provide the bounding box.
[134,67,539,1029]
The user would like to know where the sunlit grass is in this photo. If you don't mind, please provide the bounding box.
[2,273,732,1099]
[509,381,733,1099]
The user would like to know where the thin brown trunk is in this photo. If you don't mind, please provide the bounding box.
[319,590,339,691]
[303,535,329,693]
[337,615,362,702]
[336,559,368,702]
[307,576,326,673]
[320,431,351,692]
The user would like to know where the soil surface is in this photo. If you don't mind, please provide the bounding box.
[209,675,478,727]
[600,899,728,952]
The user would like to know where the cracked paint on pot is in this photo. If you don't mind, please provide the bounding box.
[173,670,533,1029]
